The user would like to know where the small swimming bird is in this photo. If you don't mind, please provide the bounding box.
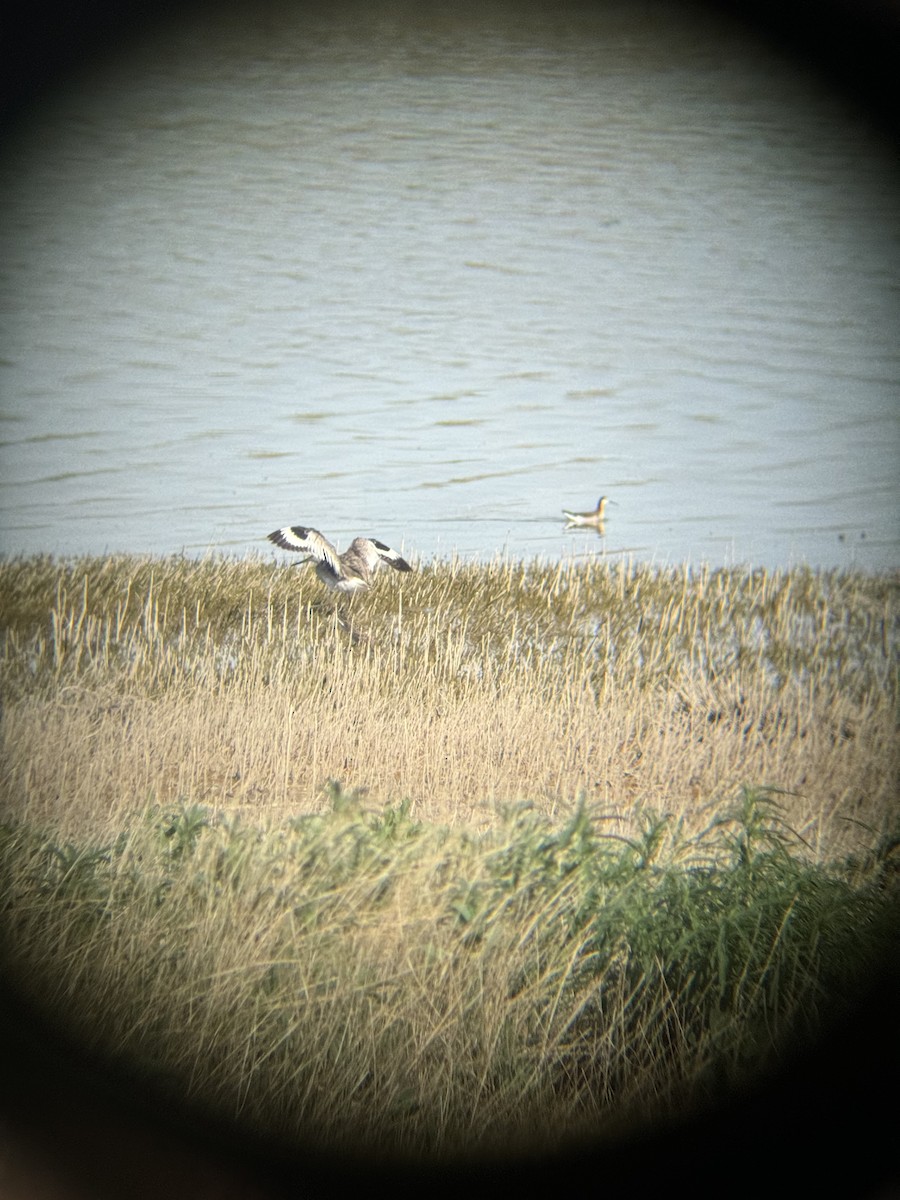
[267,525,412,592]
[562,496,608,526]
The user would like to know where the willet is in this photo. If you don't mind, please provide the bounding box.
[267,525,412,592]
[562,496,608,526]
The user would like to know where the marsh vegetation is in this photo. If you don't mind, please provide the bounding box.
[0,553,897,1162]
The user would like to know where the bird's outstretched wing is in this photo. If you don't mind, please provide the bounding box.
[365,538,412,573]
[267,526,341,576]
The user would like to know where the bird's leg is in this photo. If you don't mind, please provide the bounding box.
[334,600,368,646]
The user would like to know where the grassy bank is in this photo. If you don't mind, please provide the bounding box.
[0,553,897,1161]
[1,787,895,1163]
[1,552,896,843]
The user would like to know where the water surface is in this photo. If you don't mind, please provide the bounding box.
[1,1,898,571]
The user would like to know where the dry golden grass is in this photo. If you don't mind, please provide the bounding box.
[1,783,894,1163]
[0,552,896,856]
[0,552,897,1163]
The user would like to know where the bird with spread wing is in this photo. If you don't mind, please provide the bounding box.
[267,525,412,593]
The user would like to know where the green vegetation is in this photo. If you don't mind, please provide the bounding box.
[0,553,897,1162]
